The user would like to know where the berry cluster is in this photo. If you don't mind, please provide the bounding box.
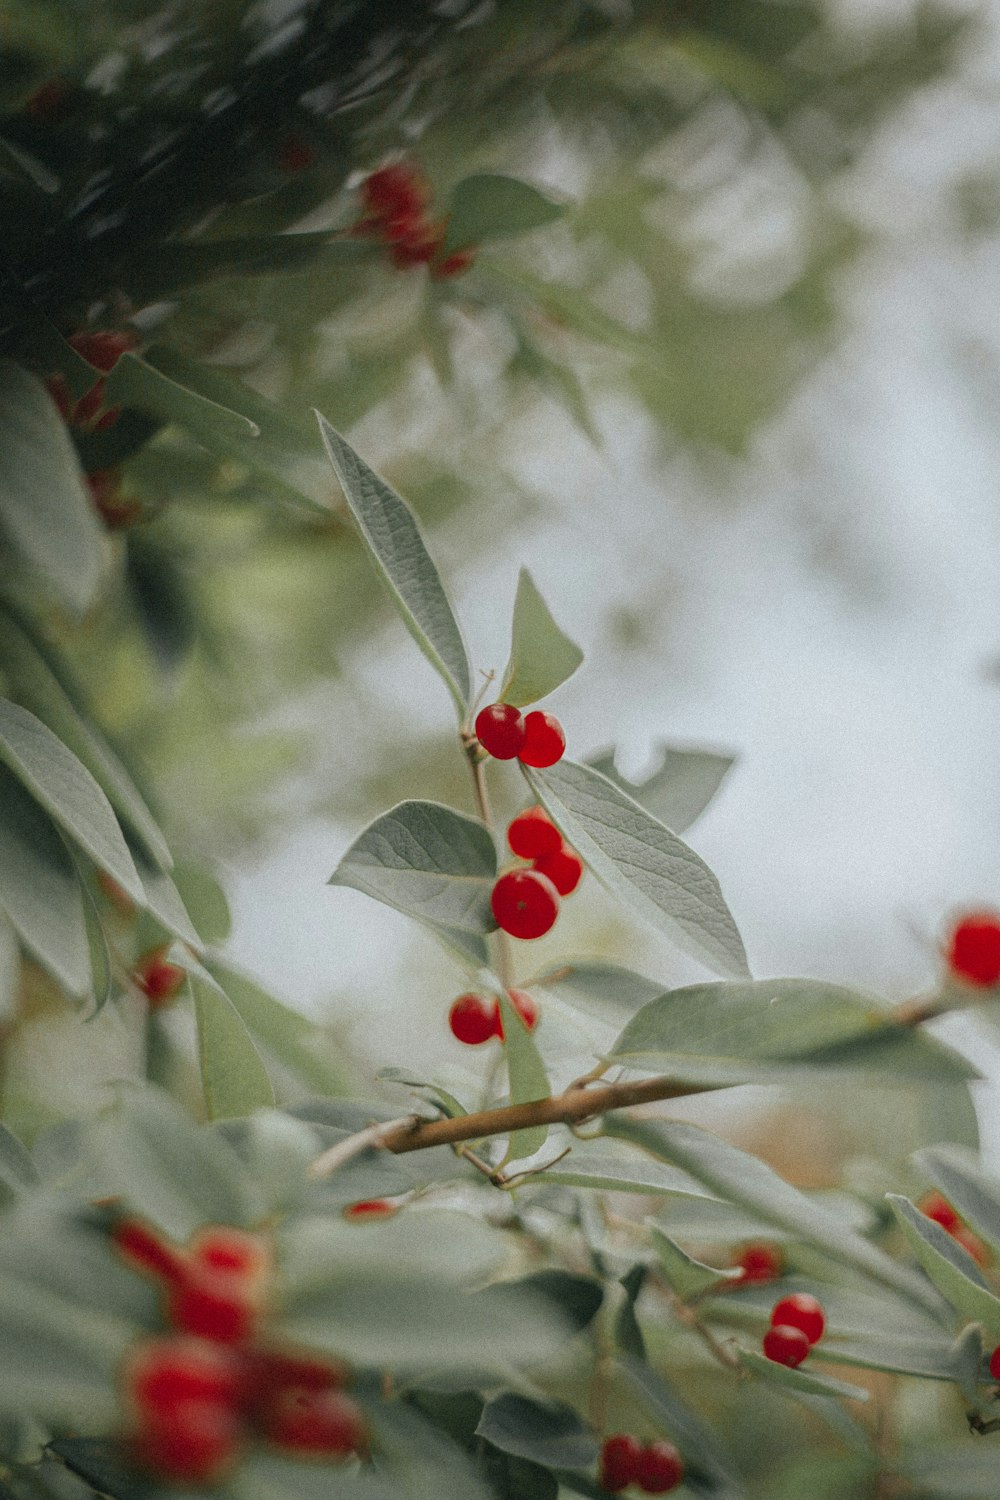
[353,163,476,278]
[733,1242,783,1283]
[599,1435,684,1495]
[947,911,1000,988]
[448,986,538,1045]
[919,1191,990,1267]
[48,330,142,530]
[489,801,584,943]
[474,703,566,768]
[761,1292,826,1368]
[113,1218,366,1485]
[132,944,186,1009]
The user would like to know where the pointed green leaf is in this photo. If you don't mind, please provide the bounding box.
[69,850,113,1015]
[499,568,583,708]
[533,961,664,1020]
[0,360,104,615]
[191,971,275,1120]
[206,958,351,1098]
[329,800,497,935]
[650,1225,742,1301]
[443,174,565,255]
[498,989,550,1163]
[316,416,472,714]
[914,1145,1000,1257]
[130,843,200,947]
[617,1356,746,1497]
[476,1394,599,1471]
[524,758,748,977]
[585,745,735,835]
[0,1121,38,1198]
[736,1347,869,1402]
[0,608,171,870]
[532,1141,718,1199]
[104,351,258,444]
[616,1264,647,1361]
[0,910,19,1027]
[0,767,89,997]
[0,699,143,902]
[888,1195,1000,1337]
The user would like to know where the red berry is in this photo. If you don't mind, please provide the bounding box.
[130,1397,241,1484]
[389,219,445,267]
[190,1227,268,1279]
[343,1199,398,1221]
[762,1324,811,1368]
[770,1293,825,1346]
[635,1441,684,1494]
[533,845,583,896]
[507,806,563,859]
[69,330,135,372]
[264,1387,367,1457]
[600,1434,644,1493]
[953,1225,991,1267]
[475,703,526,760]
[134,946,186,1008]
[278,133,315,173]
[168,1263,259,1345]
[919,1192,960,1232]
[734,1244,783,1283]
[112,1218,185,1284]
[431,248,477,279]
[361,163,429,221]
[989,1345,1000,1381]
[491,869,560,939]
[497,988,539,1038]
[239,1347,344,1423]
[948,911,1000,987]
[449,992,500,1045]
[517,710,566,768]
[126,1335,243,1412]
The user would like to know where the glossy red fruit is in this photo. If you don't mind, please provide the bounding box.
[134,946,186,1008]
[919,1192,960,1232]
[343,1198,398,1221]
[989,1344,1000,1381]
[491,869,560,939]
[361,163,429,220]
[69,330,135,372]
[635,1440,684,1494]
[264,1387,367,1457]
[168,1263,259,1345]
[449,992,500,1045]
[770,1293,825,1346]
[475,702,526,760]
[497,988,539,1038]
[948,912,1000,987]
[130,1397,242,1484]
[191,1227,268,1279]
[518,710,566,768]
[734,1243,783,1283]
[112,1218,185,1284]
[599,1433,644,1493]
[533,846,583,896]
[126,1334,243,1411]
[239,1347,345,1424]
[432,248,477,278]
[507,806,563,859]
[762,1324,811,1368]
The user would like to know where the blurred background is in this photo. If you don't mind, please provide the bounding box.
[4,0,1000,1156]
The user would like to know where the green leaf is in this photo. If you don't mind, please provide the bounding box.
[888,1195,1000,1337]
[524,759,748,977]
[443,174,565,256]
[170,862,231,944]
[0,360,104,615]
[499,568,583,708]
[329,800,497,936]
[130,844,200,947]
[617,1356,746,1497]
[532,961,665,1020]
[206,958,351,1098]
[316,416,472,714]
[530,1140,718,1199]
[104,351,259,445]
[0,1121,38,1200]
[0,766,89,997]
[898,1443,1000,1498]
[585,745,735,836]
[74,853,113,1014]
[499,1270,603,1337]
[136,233,371,296]
[498,989,550,1163]
[0,699,143,903]
[608,979,976,1086]
[191,970,275,1120]
[476,1393,599,1470]
[914,1145,1000,1257]
[736,1347,870,1402]
[0,607,171,870]
[0,910,20,1026]
[604,1116,941,1312]
[649,1225,742,1301]
[615,1264,647,1362]
[951,1322,984,1403]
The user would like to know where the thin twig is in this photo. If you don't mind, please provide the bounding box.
[307,1114,420,1179]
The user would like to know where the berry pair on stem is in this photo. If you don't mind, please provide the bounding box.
[113,1218,366,1484]
[490,804,582,942]
[599,1435,683,1494]
[355,163,476,277]
[475,702,566,768]
[761,1293,826,1368]
[448,986,538,1045]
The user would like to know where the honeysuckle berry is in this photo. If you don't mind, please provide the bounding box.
[191,1227,270,1279]
[762,1323,811,1368]
[449,992,500,1045]
[635,1440,684,1494]
[599,1433,644,1493]
[947,911,1000,987]
[112,1217,185,1284]
[533,845,584,896]
[432,247,477,278]
[475,702,526,758]
[734,1243,783,1283]
[343,1198,398,1221]
[264,1387,367,1457]
[770,1293,825,1346]
[361,162,429,221]
[388,218,446,269]
[168,1262,261,1345]
[134,946,186,1008]
[130,1396,242,1485]
[126,1334,243,1412]
[919,1191,960,1232]
[518,709,566,768]
[507,805,563,859]
[70,330,135,372]
[989,1344,1000,1381]
[491,868,560,939]
[239,1347,345,1418]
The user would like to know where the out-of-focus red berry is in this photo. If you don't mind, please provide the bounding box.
[947,911,1000,987]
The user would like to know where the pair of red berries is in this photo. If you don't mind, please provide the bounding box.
[355,163,475,277]
[947,911,1000,988]
[475,702,566,768]
[761,1293,826,1369]
[449,986,538,1046]
[114,1218,366,1483]
[133,945,187,1009]
[599,1435,684,1494]
[919,1191,991,1267]
[490,805,582,941]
